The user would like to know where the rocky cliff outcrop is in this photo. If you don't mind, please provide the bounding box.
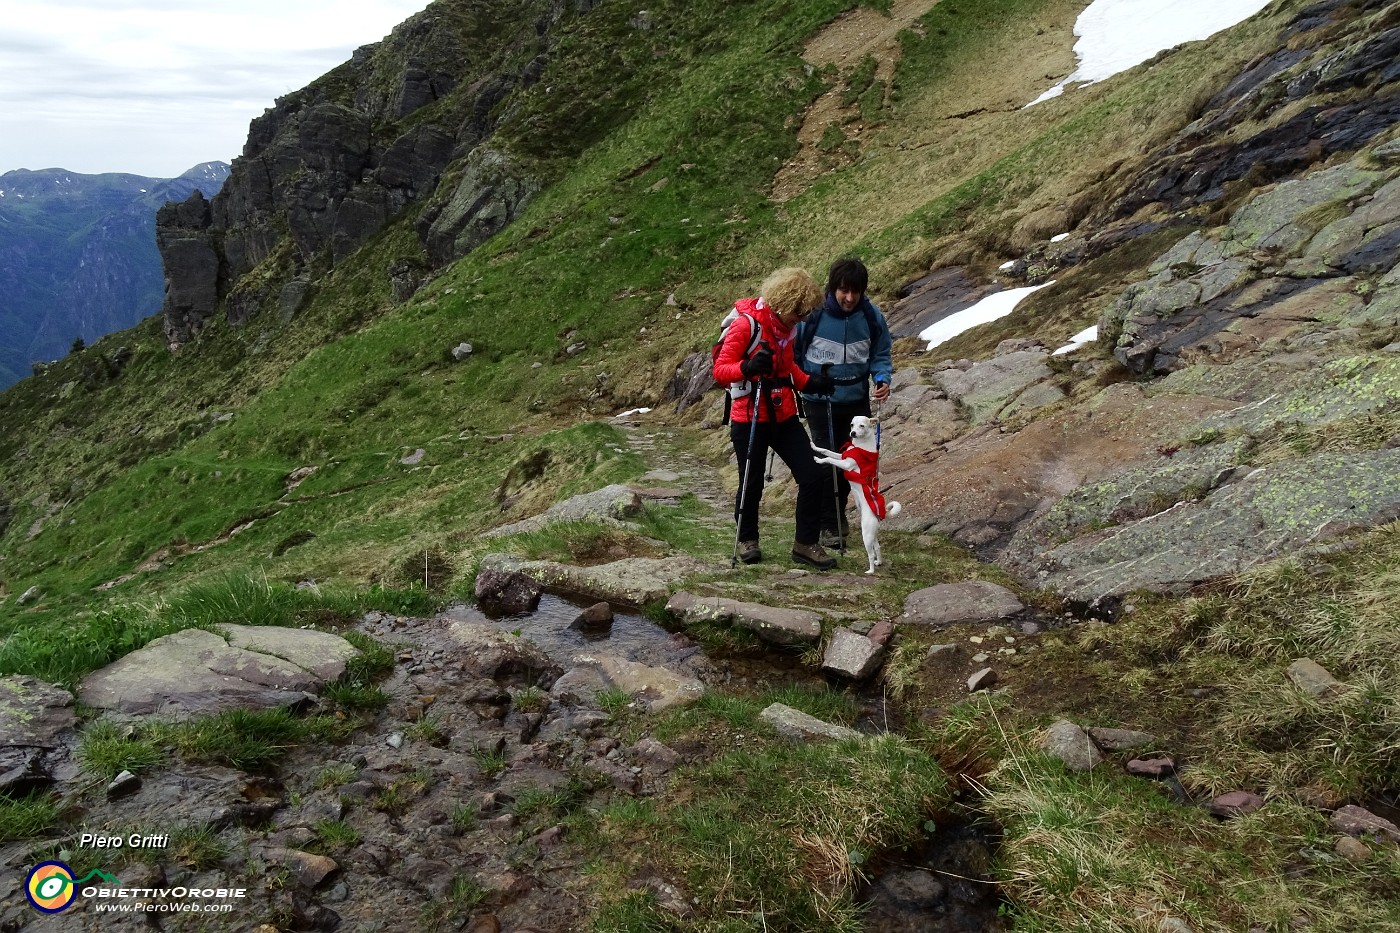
[158,0,578,345]
[0,163,228,387]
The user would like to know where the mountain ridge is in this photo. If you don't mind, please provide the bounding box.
[0,161,231,389]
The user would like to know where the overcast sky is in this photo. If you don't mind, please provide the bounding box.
[0,0,431,179]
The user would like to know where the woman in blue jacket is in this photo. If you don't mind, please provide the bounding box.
[796,258,893,547]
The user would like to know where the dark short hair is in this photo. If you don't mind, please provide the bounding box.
[827,257,868,295]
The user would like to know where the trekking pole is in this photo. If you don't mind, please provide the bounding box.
[826,398,846,556]
[730,380,764,568]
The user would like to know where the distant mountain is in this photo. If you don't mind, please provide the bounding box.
[0,162,230,388]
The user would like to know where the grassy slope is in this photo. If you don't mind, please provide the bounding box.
[4,0,1398,929]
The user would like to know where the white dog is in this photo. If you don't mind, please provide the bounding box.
[811,415,901,574]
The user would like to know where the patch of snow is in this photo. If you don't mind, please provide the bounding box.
[1026,0,1276,107]
[920,281,1057,351]
[614,407,653,418]
[1050,232,1070,242]
[1052,325,1098,355]
[998,259,1016,270]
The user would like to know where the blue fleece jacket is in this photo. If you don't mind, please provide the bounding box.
[795,293,893,404]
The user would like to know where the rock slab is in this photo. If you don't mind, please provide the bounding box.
[1039,719,1103,772]
[79,625,358,719]
[901,582,1024,627]
[759,703,861,742]
[667,592,822,646]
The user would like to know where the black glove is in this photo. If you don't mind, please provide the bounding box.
[740,346,774,380]
[804,370,836,396]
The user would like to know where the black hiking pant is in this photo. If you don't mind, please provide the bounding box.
[805,398,871,532]
[730,415,823,547]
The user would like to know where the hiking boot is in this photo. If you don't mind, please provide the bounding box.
[738,540,762,564]
[819,527,846,549]
[791,541,836,570]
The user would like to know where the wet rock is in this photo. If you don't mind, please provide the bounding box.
[1087,727,1157,751]
[966,668,998,693]
[550,654,703,711]
[667,592,821,646]
[569,602,614,634]
[821,628,887,681]
[1126,757,1176,778]
[474,568,543,615]
[1286,658,1345,698]
[536,709,610,742]
[1039,720,1103,772]
[759,703,861,742]
[106,770,141,798]
[1330,804,1400,843]
[263,847,340,888]
[887,266,1001,339]
[900,582,1024,627]
[444,617,562,685]
[0,675,74,793]
[79,625,357,719]
[860,869,948,931]
[1208,791,1265,818]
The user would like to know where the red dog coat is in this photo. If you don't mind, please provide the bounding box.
[841,442,887,520]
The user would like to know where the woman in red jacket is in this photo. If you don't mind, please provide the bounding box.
[712,267,837,569]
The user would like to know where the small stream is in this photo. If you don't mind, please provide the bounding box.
[452,591,1009,932]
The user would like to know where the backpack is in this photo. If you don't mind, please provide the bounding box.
[710,305,763,424]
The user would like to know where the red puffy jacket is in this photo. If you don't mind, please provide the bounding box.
[712,298,816,423]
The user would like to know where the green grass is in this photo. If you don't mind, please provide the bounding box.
[312,818,362,852]
[591,728,948,931]
[169,825,227,870]
[77,720,164,780]
[0,795,60,843]
[150,708,349,772]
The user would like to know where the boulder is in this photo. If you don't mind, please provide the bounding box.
[0,676,75,795]
[550,654,702,711]
[79,625,357,719]
[1086,727,1157,751]
[569,602,614,634]
[1039,719,1102,772]
[900,582,1024,627]
[821,628,887,680]
[1330,804,1400,843]
[445,618,562,685]
[966,667,998,692]
[759,703,861,742]
[1208,791,1265,818]
[1285,658,1345,698]
[475,567,543,615]
[667,592,821,646]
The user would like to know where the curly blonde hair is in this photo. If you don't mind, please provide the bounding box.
[760,267,821,319]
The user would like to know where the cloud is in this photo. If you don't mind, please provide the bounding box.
[0,0,430,177]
